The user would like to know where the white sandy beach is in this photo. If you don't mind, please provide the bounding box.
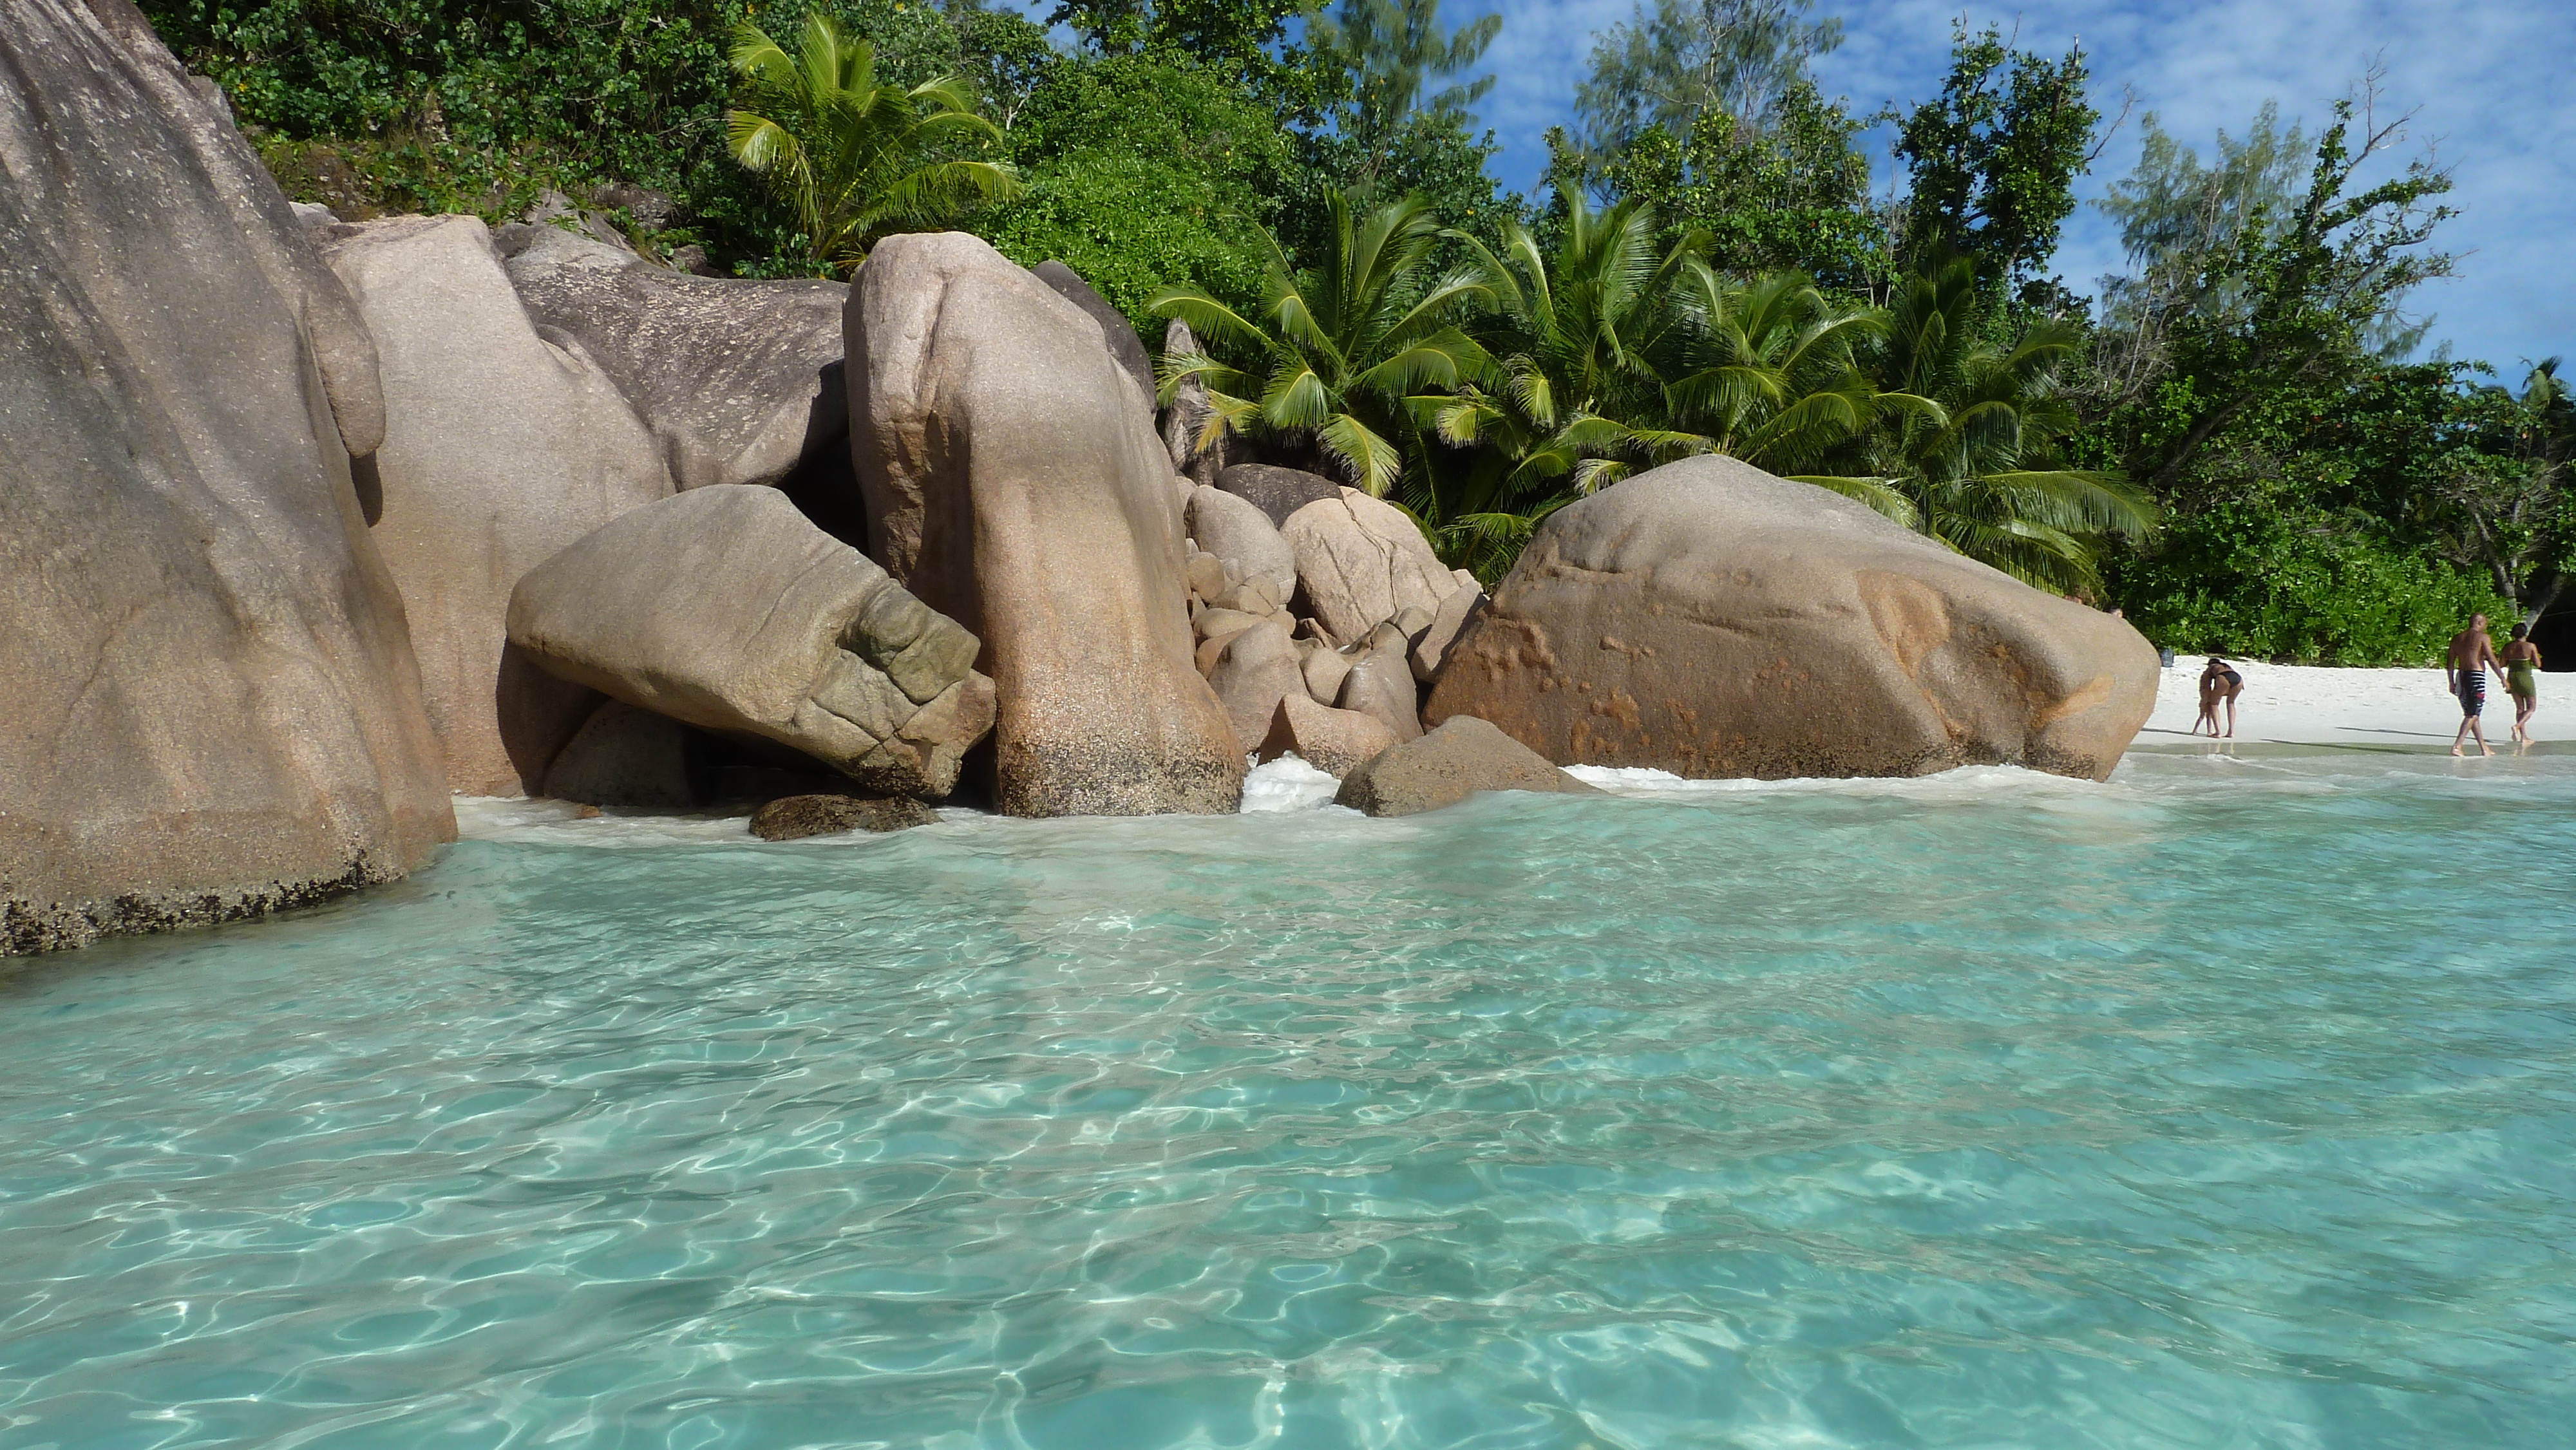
[2139,661,2555,748]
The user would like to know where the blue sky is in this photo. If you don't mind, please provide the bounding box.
[1452,0,2576,373]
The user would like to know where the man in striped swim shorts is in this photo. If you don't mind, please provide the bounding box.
[2448,613,2505,757]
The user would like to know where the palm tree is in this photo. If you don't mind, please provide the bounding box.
[1150,189,1493,498]
[1426,185,1889,578]
[1425,191,1705,572]
[1819,255,2157,593]
[725,14,1018,274]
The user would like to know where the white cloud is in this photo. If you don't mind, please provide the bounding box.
[1449,0,2576,368]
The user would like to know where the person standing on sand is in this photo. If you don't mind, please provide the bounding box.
[2448,614,2507,757]
[2192,656,2243,737]
[2504,621,2544,742]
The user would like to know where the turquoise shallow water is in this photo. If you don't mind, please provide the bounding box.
[5,750,2575,1449]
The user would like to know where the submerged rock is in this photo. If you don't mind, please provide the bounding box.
[498,226,848,491]
[749,793,935,840]
[1,0,452,954]
[507,485,994,798]
[1333,716,1603,818]
[849,232,1242,816]
[316,214,674,795]
[1425,455,2161,781]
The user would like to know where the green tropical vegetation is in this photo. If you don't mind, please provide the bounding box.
[724,14,1017,272]
[135,0,2565,664]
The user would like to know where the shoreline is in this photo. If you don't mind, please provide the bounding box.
[2142,661,2557,747]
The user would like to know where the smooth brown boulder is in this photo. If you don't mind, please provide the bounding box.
[317,214,675,795]
[1,0,453,954]
[1185,485,1298,603]
[542,702,705,809]
[1205,620,1305,753]
[1425,455,2161,781]
[1258,695,1399,778]
[750,794,935,840]
[508,485,994,798]
[1336,625,1424,743]
[1282,488,1468,645]
[1332,716,1603,818]
[499,226,849,491]
[1218,464,1343,527]
[1302,643,1358,706]
[849,232,1242,815]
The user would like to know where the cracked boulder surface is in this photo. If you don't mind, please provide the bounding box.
[506,485,995,798]
[2,0,453,956]
[497,225,848,491]
[1280,487,1471,645]
[1425,455,2161,782]
[848,232,1243,816]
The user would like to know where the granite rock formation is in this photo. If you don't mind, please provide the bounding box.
[316,214,674,795]
[1,0,452,954]
[498,225,849,491]
[1425,456,2161,781]
[1281,488,1470,645]
[508,485,995,798]
[849,232,1243,815]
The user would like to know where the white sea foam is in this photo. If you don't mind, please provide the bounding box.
[1238,755,1345,813]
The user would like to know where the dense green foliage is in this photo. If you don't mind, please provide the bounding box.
[1153,191,1491,496]
[724,14,1016,271]
[1889,26,2098,308]
[139,0,2558,661]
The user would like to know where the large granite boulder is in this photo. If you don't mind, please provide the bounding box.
[1218,464,1343,527]
[1426,456,2161,781]
[316,214,674,795]
[498,226,848,491]
[1282,488,1469,645]
[1204,619,1305,754]
[1032,260,1154,409]
[1,0,452,954]
[1184,485,1297,603]
[1336,623,1425,743]
[507,485,995,798]
[849,232,1244,815]
[1332,716,1602,818]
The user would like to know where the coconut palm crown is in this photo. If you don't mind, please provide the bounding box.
[1149,189,1493,498]
[1424,184,1889,577]
[1812,254,2158,593]
[725,14,1017,274]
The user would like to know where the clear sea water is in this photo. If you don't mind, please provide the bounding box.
[6,748,2574,1449]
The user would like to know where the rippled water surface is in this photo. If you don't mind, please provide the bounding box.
[6,749,2576,1449]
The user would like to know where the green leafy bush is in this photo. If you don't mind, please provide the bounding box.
[2114,499,2510,664]
[980,56,1293,326]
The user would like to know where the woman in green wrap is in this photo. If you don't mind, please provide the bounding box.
[2504,622,2544,743]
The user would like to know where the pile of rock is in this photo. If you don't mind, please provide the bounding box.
[1174,470,1493,780]
[0,1,2164,955]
